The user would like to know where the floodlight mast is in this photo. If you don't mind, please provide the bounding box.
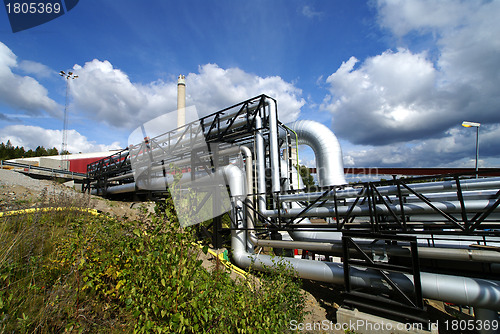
[462,121,481,178]
[59,70,78,170]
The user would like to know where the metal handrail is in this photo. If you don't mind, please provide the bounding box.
[0,160,86,177]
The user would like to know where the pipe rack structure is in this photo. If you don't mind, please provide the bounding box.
[86,95,500,328]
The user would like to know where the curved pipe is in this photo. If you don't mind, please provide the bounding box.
[280,120,347,186]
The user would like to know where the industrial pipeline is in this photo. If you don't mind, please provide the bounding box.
[86,95,500,327]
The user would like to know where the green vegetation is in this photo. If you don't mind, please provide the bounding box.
[0,140,63,160]
[0,192,305,333]
[297,164,317,192]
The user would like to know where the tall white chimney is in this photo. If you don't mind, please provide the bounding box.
[177,74,186,128]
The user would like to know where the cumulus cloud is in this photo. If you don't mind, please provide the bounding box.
[187,64,304,123]
[323,49,449,145]
[70,61,304,130]
[323,0,500,168]
[343,124,500,168]
[70,59,173,129]
[0,125,121,153]
[0,42,59,116]
[376,0,473,36]
[18,60,53,79]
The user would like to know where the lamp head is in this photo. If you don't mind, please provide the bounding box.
[462,121,481,128]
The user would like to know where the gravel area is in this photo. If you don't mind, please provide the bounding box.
[0,168,149,219]
[0,169,56,191]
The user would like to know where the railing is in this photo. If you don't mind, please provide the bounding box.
[0,160,86,178]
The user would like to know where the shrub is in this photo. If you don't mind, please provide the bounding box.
[0,194,305,333]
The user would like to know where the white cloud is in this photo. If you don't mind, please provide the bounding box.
[0,42,59,116]
[322,49,446,145]
[376,0,472,36]
[18,60,53,79]
[0,125,121,153]
[302,5,323,19]
[70,61,304,130]
[322,0,500,170]
[187,64,304,123]
[343,124,500,168]
[69,59,170,129]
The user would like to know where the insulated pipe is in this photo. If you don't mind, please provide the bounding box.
[280,164,500,247]
[240,145,257,252]
[255,115,269,215]
[108,145,243,183]
[121,108,256,182]
[90,182,136,195]
[279,158,340,242]
[225,166,500,310]
[280,120,347,186]
[264,199,500,219]
[96,96,273,195]
[271,199,500,246]
[250,238,500,263]
[277,163,500,246]
[255,158,500,260]
[267,98,281,194]
[279,177,500,202]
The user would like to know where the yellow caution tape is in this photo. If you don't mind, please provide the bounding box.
[0,207,100,218]
[191,242,249,279]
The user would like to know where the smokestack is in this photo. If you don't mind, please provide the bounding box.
[177,74,186,128]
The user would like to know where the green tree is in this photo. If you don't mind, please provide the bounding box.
[297,164,317,191]
[0,142,60,160]
[47,147,59,156]
[0,142,6,160]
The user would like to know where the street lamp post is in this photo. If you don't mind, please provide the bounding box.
[462,121,481,178]
[59,70,78,170]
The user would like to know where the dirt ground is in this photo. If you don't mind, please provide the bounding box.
[0,169,478,333]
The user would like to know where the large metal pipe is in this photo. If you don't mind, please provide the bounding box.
[279,177,500,203]
[240,145,256,252]
[267,98,281,195]
[251,238,500,263]
[264,199,500,219]
[280,120,347,186]
[255,115,269,215]
[253,156,500,260]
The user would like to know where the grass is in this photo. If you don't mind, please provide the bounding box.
[0,191,306,333]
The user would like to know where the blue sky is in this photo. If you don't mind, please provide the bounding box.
[1,0,499,169]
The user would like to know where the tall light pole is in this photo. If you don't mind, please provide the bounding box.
[59,70,78,170]
[462,121,481,178]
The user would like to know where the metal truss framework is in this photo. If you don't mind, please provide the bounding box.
[278,171,500,238]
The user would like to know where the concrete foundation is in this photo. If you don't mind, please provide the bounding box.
[336,307,438,334]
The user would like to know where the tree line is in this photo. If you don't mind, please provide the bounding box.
[0,140,63,160]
